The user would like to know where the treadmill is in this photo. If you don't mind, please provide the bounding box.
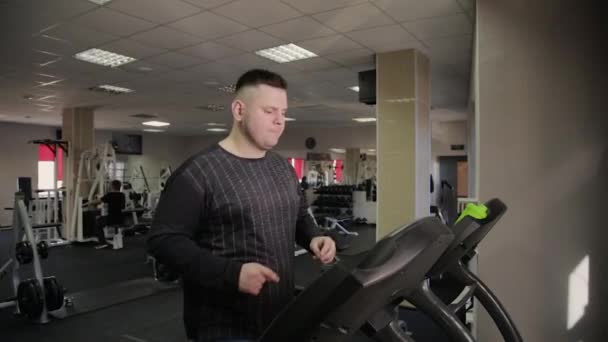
[259,198,523,342]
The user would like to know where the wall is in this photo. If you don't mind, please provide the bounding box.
[431,120,468,203]
[183,125,377,160]
[0,123,194,225]
[477,1,606,341]
[96,131,191,193]
[431,120,467,158]
[0,123,57,225]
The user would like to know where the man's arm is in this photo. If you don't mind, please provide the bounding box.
[86,194,106,207]
[146,171,242,292]
[294,186,323,251]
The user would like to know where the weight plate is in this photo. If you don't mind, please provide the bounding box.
[17,279,43,318]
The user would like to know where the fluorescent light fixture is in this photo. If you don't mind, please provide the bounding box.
[349,86,360,92]
[207,128,228,132]
[74,48,136,67]
[97,84,134,93]
[143,129,164,133]
[255,43,317,63]
[329,148,346,153]
[218,84,236,93]
[367,149,376,152]
[353,117,376,123]
[285,117,296,122]
[88,0,113,4]
[207,122,227,126]
[142,121,170,127]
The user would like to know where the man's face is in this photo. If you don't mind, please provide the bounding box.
[237,84,287,150]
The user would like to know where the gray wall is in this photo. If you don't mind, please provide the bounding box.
[0,123,57,225]
[477,1,607,341]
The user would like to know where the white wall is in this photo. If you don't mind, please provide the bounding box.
[0,123,194,225]
[477,1,606,341]
[0,123,57,225]
[96,131,191,192]
[276,125,376,159]
[431,120,467,158]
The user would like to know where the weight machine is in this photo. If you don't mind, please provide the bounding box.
[0,193,65,323]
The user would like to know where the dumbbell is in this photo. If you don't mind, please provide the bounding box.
[37,241,49,259]
[16,242,33,264]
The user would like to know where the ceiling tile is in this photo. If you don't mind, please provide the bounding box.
[187,62,248,81]
[325,48,374,66]
[178,41,244,60]
[312,3,394,33]
[30,34,83,58]
[297,34,363,55]
[220,53,278,68]
[44,23,119,48]
[264,63,303,76]
[130,26,204,50]
[372,0,463,22]
[107,0,202,24]
[169,11,249,40]
[280,0,368,14]
[215,30,285,52]
[309,67,358,84]
[182,0,234,9]
[100,39,167,60]
[288,57,339,72]
[212,0,301,28]
[117,60,172,75]
[88,67,144,85]
[25,0,98,28]
[145,52,208,69]
[371,41,426,54]
[402,14,472,40]
[346,24,419,52]
[73,7,155,38]
[260,17,336,42]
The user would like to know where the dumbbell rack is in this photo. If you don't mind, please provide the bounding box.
[311,185,355,221]
[0,192,65,323]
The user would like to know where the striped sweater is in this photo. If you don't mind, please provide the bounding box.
[147,143,321,341]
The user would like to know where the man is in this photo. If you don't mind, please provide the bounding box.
[147,69,336,341]
[89,180,126,249]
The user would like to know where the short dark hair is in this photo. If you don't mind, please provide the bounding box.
[235,69,287,93]
[111,180,122,190]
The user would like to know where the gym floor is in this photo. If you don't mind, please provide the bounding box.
[1,225,448,342]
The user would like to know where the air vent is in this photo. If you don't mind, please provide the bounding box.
[131,113,158,119]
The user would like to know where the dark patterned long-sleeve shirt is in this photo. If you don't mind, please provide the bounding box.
[147,143,322,341]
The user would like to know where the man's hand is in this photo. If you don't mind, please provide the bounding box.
[310,236,336,264]
[238,263,280,296]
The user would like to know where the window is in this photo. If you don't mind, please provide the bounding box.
[37,145,63,193]
[108,161,126,182]
[287,158,305,180]
[334,160,343,183]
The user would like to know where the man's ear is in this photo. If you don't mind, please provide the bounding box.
[231,99,244,122]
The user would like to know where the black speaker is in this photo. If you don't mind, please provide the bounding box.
[358,69,376,105]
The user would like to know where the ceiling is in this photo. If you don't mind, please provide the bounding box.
[0,0,474,136]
